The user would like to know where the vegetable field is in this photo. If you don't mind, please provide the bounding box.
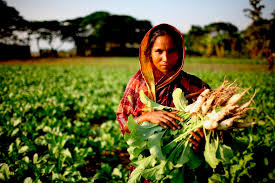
[0,60,274,182]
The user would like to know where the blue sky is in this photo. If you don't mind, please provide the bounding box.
[6,0,275,52]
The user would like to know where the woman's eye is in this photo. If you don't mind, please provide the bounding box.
[168,48,177,53]
[156,49,162,54]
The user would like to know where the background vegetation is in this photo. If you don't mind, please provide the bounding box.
[0,58,274,182]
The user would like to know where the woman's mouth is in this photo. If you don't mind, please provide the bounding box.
[160,65,170,69]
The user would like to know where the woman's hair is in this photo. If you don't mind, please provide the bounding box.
[145,24,183,59]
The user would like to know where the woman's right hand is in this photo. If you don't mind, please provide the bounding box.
[135,110,184,130]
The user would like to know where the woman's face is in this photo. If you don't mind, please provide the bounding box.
[151,34,179,75]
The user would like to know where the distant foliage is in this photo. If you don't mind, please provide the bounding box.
[1,0,274,59]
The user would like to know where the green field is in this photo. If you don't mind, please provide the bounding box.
[0,57,274,182]
[1,56,269,72]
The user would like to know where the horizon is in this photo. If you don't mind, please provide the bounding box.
[6,0,275,53]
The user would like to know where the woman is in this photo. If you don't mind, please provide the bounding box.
[117,23,210,150]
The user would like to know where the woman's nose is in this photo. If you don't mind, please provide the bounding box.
[162,52,168,62]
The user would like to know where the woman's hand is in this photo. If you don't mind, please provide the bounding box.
[135,110,184,130]
[188,128,205,151]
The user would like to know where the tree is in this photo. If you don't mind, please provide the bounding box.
[60,17,84,55]
[64,11,152,56]
[242,19,273,58]
[100,15,138,45]
[204,22,239,57]
[28,20,63,57]
[242,0,273,58]
[185,22,240,57]
[185,25,208,56]
[72,11,110,56]
[243,0,265,23]
[0,0,27,45]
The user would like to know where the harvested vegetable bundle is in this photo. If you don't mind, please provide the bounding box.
[124,81,257,183]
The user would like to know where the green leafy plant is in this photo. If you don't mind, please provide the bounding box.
[0,64,273,182]
[124,81,260,182]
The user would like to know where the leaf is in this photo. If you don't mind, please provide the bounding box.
[139,90,174,111]
[124,115,163,161]
[23,156,30,163]
[217,144,234,164]
[203,132,220,168]
[33,153,38,164]
[177,141,191,165]
[170,166,185,183]
[61,148,72,159]
[142,161,167,181]
[187,149,202,169]
[51,172,58,180]
[127,120,162,146]
[43,126,51,133]
[127,146,144,160]
[8,143,14,154]
[208,173,223,182]
[112,168,122,178]
[23,177,33,183]
[176,140,201,169]
[18,146,29,154]
[0,163,12,181]
[172,88,187,111]
[0,173,5,181]
[11,128,19,137]
[46,165,55,174]
[12,118,21,127]
[148,131,166,160]
[162,137,179,156]
[15,137,21,147]
[128,156,157,183]
[167,140,186,165]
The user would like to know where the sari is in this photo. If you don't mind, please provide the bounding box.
[116,23,210,134]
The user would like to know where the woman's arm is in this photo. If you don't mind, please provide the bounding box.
[188,128,205,151]
[134,110,184,130]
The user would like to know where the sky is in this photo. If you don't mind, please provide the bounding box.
[6,0,275,52]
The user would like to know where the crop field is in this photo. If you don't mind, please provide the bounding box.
[0,57,274,182]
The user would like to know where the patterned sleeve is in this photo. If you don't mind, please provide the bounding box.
[116,71,144,134]
[116,81,136,134]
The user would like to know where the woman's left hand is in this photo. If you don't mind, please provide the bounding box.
[188,128,205,152]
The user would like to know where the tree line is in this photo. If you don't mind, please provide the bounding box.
[0,0,274,59]
[184,0,274,59]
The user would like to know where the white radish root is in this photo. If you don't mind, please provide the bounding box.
[180,80,257,131]
[201,92,216,115]
[189,89,210,114]
[227,88,250,106]
[203,120,218,130]
[217,116,240,130]
[212,105,239,123]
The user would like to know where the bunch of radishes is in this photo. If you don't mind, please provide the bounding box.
[183,80,257,131]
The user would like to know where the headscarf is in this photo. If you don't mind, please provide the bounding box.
[139,23,185,101]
